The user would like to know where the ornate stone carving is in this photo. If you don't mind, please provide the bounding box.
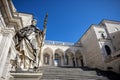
[14,13,48,70]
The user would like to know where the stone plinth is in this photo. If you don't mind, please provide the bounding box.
[10,71,42,80]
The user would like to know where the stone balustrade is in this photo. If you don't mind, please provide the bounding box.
[44,40,81,47]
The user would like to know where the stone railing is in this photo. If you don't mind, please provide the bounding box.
[44,40,81,47]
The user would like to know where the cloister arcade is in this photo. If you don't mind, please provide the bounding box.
[41,41,85,67]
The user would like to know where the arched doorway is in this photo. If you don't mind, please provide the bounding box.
[75,50,84,67]
[66,54,69,65]
[54,49,64,67]
[65,49,75,67]
[43,53,50,65]
[43,47,53,66]
[105,45,111,56]
[54,53,61,66]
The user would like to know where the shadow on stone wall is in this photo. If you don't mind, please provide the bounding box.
[80,67,120,80]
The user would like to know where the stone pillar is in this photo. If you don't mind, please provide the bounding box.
[39,48,44,66]
[63,52,66,66]
[61,55,64,66]
[0,28,14,79]
[52,50,55,66]
[49,53,51,66]
[74,54,77,67]
[69,57,72,66]
[64,52,67,66]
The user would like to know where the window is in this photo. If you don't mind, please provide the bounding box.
[101,33,105,39]
[113,36,115,39]
[105,45,111,55]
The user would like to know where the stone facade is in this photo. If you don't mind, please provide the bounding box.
[41,40,83,67]
[0,0,120,80]
[78,20,120,73]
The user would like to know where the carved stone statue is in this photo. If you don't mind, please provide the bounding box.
[14,13,48,69]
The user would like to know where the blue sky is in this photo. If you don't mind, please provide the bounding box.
[12,0,120,43]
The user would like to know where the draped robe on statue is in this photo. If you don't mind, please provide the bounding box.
[14,25,46,69]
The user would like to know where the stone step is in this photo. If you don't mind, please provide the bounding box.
[40,66,108,80]
[40,68,83,71]
[43,71,97,76]
[41,79,97,80]
[39,66,82,69]
[41,74,108,80]
[40,67,97,76]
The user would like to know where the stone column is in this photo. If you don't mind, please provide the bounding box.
[49,54,52,66]
[64,52,67,66]
[63,52,66,66]
[61,55,64,66]
[69,57,72,66]
[74,54,77,67]
[39,49,42,66]
[0,28,14,79]
[52,50,55,66]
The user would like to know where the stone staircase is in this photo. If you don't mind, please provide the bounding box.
[39,66,108,80]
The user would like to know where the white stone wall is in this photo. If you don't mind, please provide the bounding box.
[79,21,120,73]
[80,25,106,69]
[0,1,18,79]
[103,21,120,33]
[110,31,120,51]
[0,28,15,80]
[102,21,120,51]
[18,13,33,27]
[1,43,17,80]
[98,41,114,59]
[93,26,107,39]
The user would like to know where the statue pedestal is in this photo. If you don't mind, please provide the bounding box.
[10,71,42,80]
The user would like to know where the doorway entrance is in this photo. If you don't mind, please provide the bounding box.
[54,53,61,66]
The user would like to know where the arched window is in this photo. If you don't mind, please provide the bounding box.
[105,45,111,55]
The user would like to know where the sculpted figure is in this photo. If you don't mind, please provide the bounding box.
[14,13,48,69]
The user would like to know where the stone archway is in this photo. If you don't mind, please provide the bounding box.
[54,49,64,67]
[105,45,111,56]
[75,50,84,67]
[43,53,50,65]
[43,47,53,66]
[54,53,61,66]
[65,49,75,67]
